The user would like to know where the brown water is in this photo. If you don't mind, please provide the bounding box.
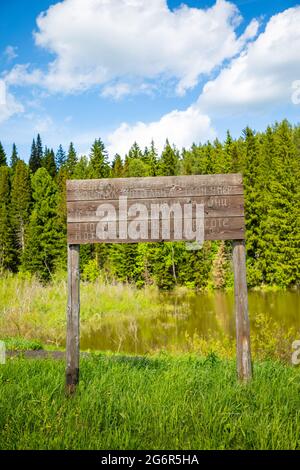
[81,290,300,354]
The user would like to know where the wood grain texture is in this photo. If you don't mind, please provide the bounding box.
[67,217,245,244]
[66,244,80,394]
[67,195,244,222]
[232,240,252,382]
[67,174,243,202]
[66,174,245,243]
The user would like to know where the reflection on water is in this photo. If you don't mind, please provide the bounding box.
[81,290,300,354]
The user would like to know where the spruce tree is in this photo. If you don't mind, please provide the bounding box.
[144,140,158,176]
[242,127,263,286]
[29,139,42,173]
[11,160,32,255]
[111,154,123,177]
[264,121,299,286]
[66,142,78,176]
[127,142,143,160]
[126,158,150,177]
[56,145,66,170]
[0,142,7,166]
[73,155,89,179]
[10,143,20,171]
[181,148,194,175]
[42,147,57,178]
[211,138,224,174]
[36,134,43,162]
[88,139,110,179]
[22,168,63,281]
[223,131,234,173]
[0,166,16,272]
[158,140,180,176]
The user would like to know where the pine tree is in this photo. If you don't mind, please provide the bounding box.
[223,131,234,173]
[10,143,20,171]
[127,142,143,160]
[72,155,89,179]
[22,168,63,281]
[242,127,263,286]
[66,142,78,176]
[11,160,32,255]
[144,140,158,176]
[0,142,7,166]
[36,134,43,162]
[88,139,110,179]
[29,139,42,173]
[123,155,130,177]
[111,154,123,177]
[181,148,194,175]
[126,158,150,177]
[0,166,16,272]
[42,147,56,178]
[56,145,66,170]
[263,121,299,287]
[211,138,224,174]
[158,140,180,176]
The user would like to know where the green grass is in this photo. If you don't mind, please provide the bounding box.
[3,337,43,351]
[1,354,300,450]
[0,274,165,348]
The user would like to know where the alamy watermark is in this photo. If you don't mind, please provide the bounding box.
[0,341,6,365]
[94,196,205,250]
[291,80,300,105]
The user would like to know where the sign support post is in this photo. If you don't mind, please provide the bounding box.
[66,244,80,394]
[233,239,252,381]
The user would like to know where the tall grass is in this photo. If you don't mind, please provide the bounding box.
[0,354,300,450]
[0,274,164,347]
[0,274,299,361]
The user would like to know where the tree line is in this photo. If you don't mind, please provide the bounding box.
[0,119,299,289]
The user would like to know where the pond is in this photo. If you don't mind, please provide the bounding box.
[81,290,300,355]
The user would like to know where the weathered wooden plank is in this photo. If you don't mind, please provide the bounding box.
[67,216,245,244]
[66,244,80,394]
[232,240,252,382]
[67,174,244,201]
[67,195,244,223]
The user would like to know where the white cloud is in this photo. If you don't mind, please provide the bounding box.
[33,115,54,133]
[106,6,300,156]
[4,45,18,61]
[101,83,132,100]
[0,80,24,124]
[5,64,43,87]
[0,80,6,106]
[101,81,156,100]
[7,0,258,95]
[107,105,216,155]
[198,6,300,113]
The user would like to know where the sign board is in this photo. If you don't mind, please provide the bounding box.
[66,174,245,244]
[65,174,252,393]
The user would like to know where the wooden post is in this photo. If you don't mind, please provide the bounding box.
[232,240,252,382]
[66,244,80,394]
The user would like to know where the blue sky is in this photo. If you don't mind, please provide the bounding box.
[0,0,300,161]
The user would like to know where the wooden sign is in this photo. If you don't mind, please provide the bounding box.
[65,174,252,393]
[66,174,245,244]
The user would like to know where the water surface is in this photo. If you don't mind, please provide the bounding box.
[81,290,300,354]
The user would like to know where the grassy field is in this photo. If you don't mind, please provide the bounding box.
[1,274,299,449]
[1,353,300,450]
